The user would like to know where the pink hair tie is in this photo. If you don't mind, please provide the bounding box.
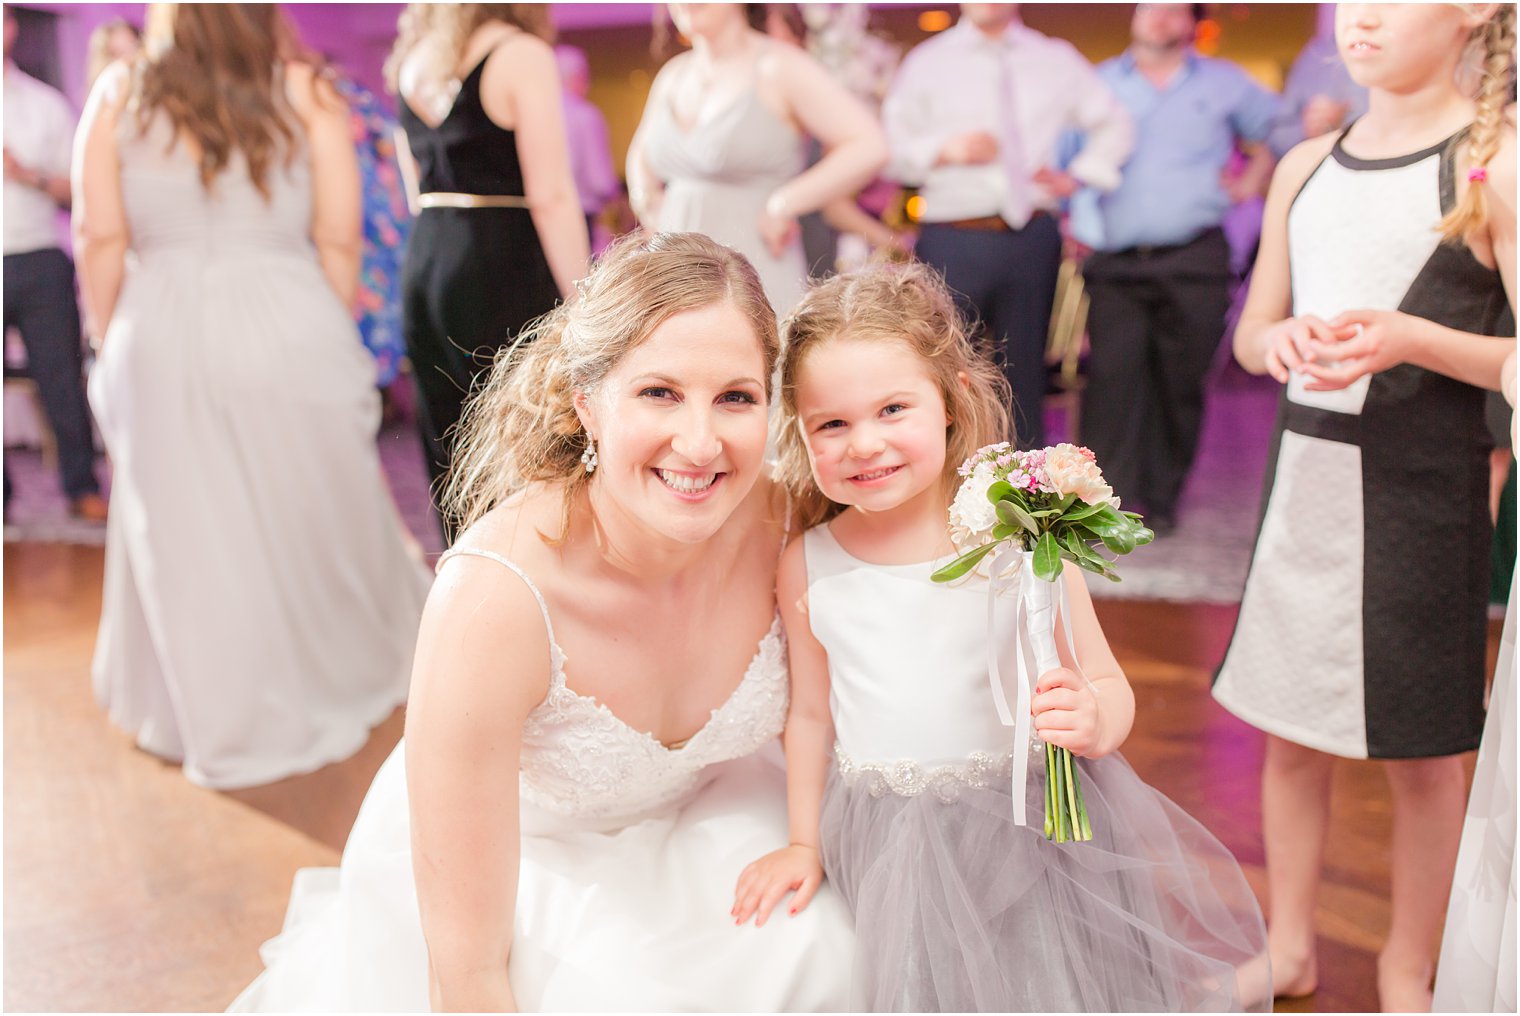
[1468,166,1489,184]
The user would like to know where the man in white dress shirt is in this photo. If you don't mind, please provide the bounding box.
[884,3,1133,448]
[3,10,105,520]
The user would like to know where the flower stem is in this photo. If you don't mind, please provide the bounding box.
[1044,741,1056,839]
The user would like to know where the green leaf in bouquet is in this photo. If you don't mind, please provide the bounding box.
[996,499,1039,535]
[1060,529,1101,565]
[1092,504,1125,526]
[986,480,1013,505]
[1032,531,1063,581]
[930,542,998,583]
[1100,525,1140,555]
[1060,499,1108,523]
[1075,557,1122,582]
[1062,532,1120,582]
[991,522,1016,541]
[1056,492,1078,513]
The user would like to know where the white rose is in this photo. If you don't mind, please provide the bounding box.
[1043,444,1116,507]
[948,462,999,545]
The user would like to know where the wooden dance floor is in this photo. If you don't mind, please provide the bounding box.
[4,540,1498,1012]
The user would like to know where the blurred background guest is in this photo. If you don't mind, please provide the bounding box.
[3,8,106,522]
[84,15,139,95]
[389,3,588,532]
[758,2,910,276]
[75,3,430,789]
[883,2,1133,449]
[626,1,886,316]
[333,66,411,424]
[1077,2,1279,535]
[555,43,620,253]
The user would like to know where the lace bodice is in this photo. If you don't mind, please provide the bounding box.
[437,549,789,821]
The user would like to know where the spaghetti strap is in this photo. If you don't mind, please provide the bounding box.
[436,548,565,683]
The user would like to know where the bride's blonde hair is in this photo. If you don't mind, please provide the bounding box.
[443,232,779,538]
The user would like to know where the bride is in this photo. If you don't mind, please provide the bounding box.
[231,232,855,1011]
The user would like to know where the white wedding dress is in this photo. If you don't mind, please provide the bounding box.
[1433,579,1516,1012]
[230,548,855,1012]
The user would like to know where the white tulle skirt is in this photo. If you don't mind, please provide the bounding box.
[230,743,855,1011]
[820,750,1270,1012]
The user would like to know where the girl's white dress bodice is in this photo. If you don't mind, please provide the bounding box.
[231,548,854,1012]
[803,526,1008,768]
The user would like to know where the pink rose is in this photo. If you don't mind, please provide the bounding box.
[1042,443,1115,506]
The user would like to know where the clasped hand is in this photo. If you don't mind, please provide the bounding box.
[732,843,822,927]
[1260,309,1420,390]
[1031,667,1102,757]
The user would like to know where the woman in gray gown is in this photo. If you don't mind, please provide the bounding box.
[73,4,430,790]
[626,2,886,315]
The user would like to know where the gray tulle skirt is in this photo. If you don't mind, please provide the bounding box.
[820,751,1270,1012]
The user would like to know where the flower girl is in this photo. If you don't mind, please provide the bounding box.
[733,263,1268,1011]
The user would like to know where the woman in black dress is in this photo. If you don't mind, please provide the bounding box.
[389,4,589,530]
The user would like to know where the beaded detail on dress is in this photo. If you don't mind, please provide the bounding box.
[436,548,789,820]
[834,744,1015,803]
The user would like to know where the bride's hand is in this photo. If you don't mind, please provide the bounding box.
[732,844,824,927]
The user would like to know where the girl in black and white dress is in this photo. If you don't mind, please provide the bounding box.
[1213,4,1515,1010]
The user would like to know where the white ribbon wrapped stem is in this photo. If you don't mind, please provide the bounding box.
[986,547,1085,826]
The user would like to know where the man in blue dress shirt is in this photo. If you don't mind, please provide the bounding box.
[1077,3,1278,534]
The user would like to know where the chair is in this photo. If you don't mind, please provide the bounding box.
[1045,257,1090,443]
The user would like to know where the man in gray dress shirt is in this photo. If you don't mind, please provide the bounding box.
[883,3,1132,448]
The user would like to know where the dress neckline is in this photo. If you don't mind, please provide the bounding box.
[401,50,504,133]
[436,546,783,753]
[1332,123,1470,171]
[816,523,957,574]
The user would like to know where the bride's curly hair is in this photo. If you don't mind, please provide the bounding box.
[443,232,779,539]
[772,263,1012,531]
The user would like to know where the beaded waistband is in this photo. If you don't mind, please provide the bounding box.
[834,744,1014,803]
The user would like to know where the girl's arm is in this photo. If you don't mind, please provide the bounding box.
[819,195,909,254]
[1032,566,1134,759]
[71,62,132,344]
[760,45,889,255]
[1303,129,1517,393]
[406,558,553,1012]
[482,34,589,299]
[1232,133,1351,381]
[732,537,832,926]
[287,63,363,308]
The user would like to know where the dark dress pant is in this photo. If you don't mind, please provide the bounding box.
[3,247,100,499]
[1080,228,1233,518]
[916,214,1062,449]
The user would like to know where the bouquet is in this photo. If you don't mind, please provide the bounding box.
[931,443,1153,842]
